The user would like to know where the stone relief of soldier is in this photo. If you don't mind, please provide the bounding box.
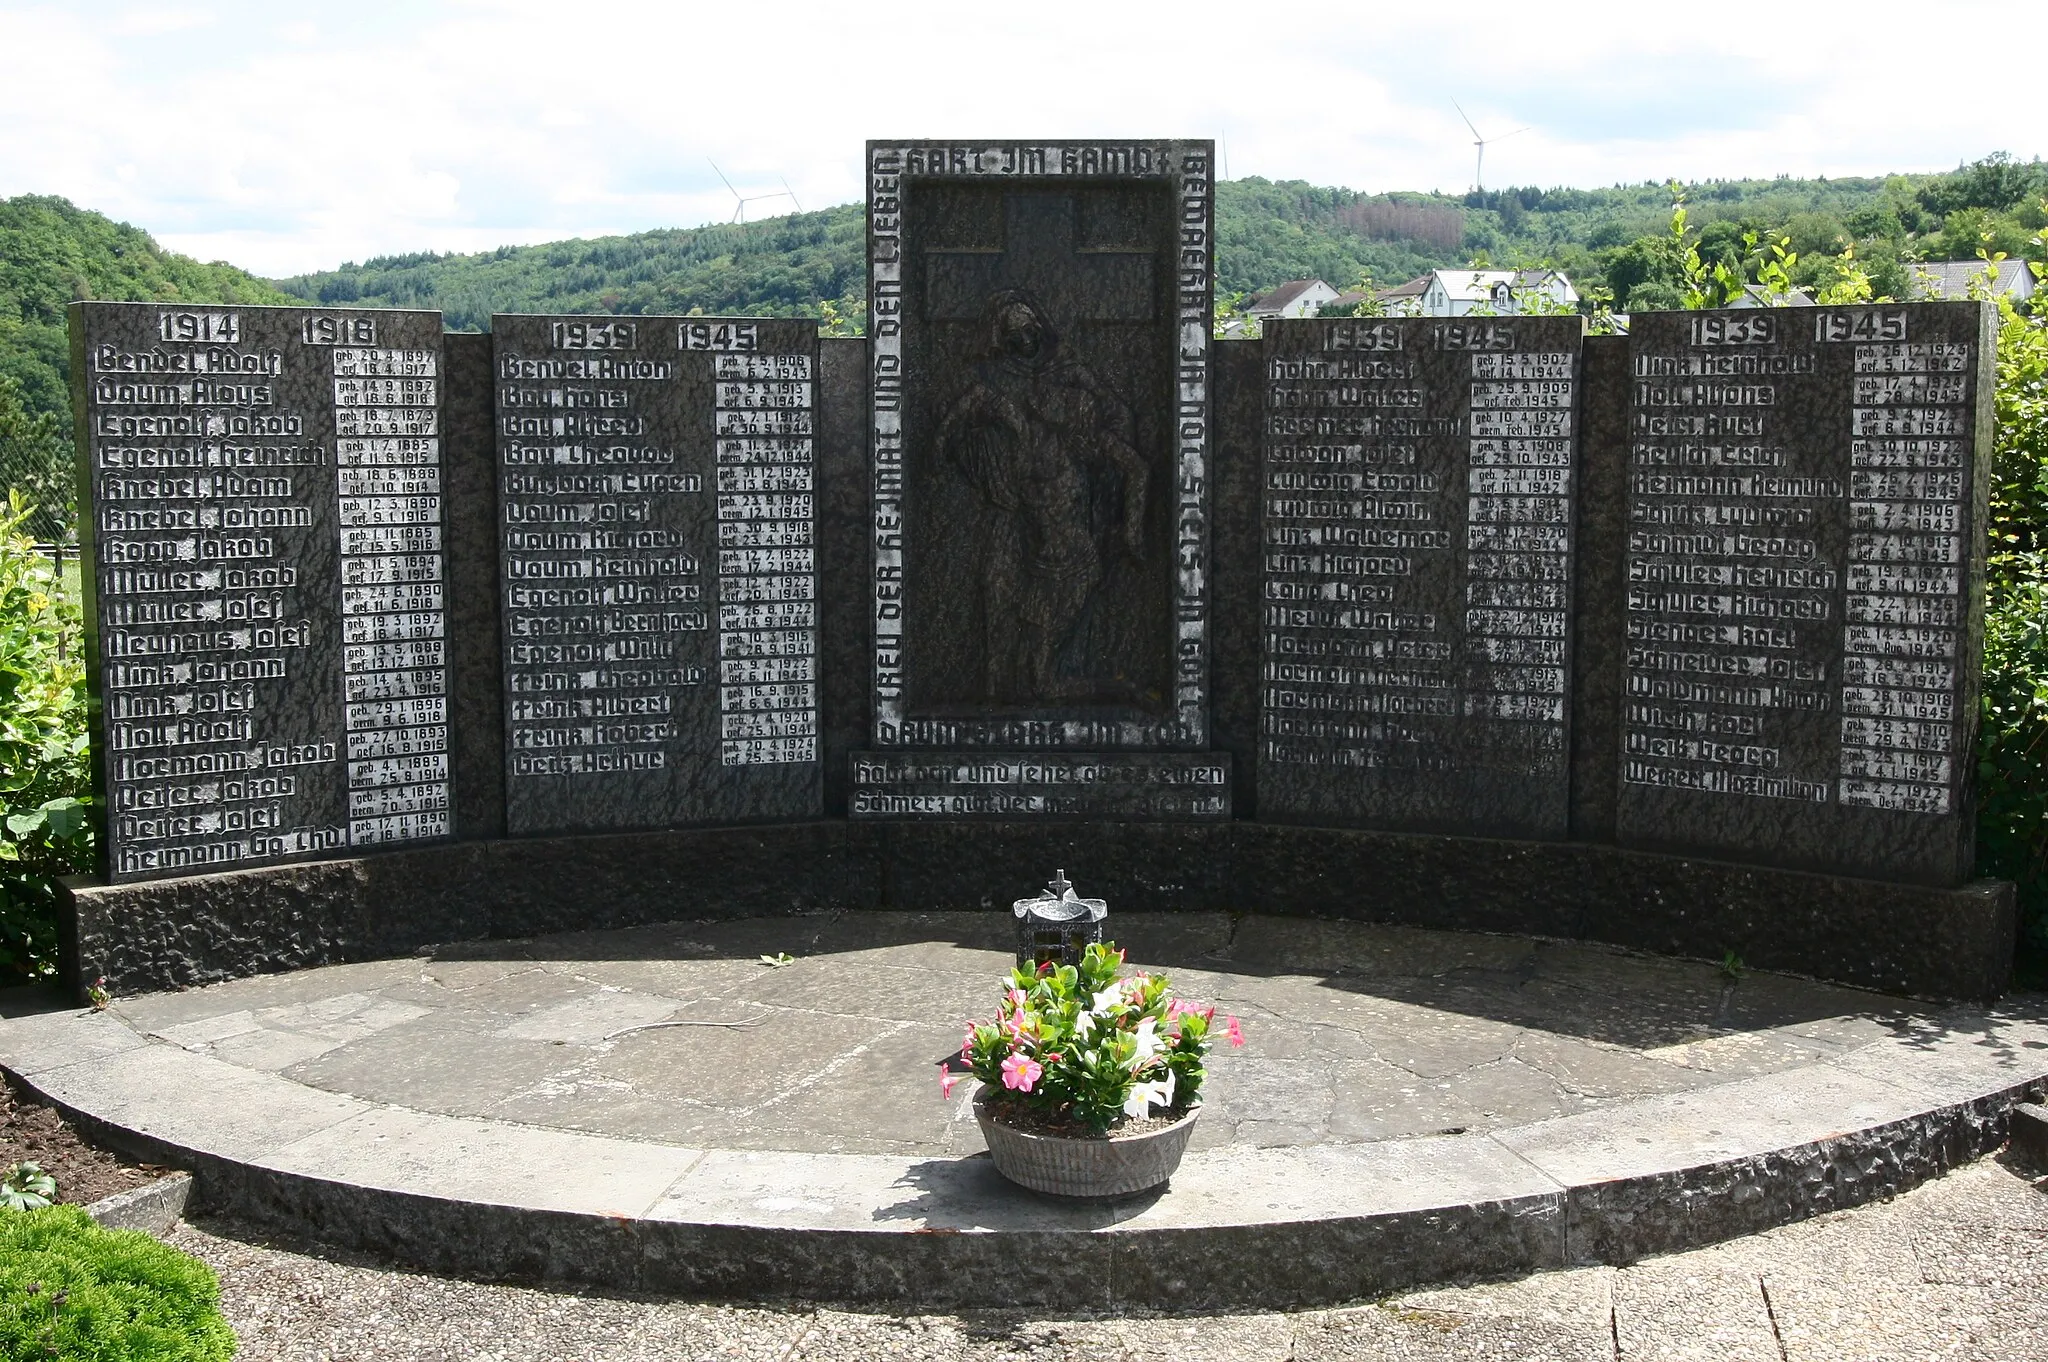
[933,289,1150,705]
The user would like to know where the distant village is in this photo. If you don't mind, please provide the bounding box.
[1237,258,2038,332]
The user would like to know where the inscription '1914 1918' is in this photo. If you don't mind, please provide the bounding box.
[73,302,453,883]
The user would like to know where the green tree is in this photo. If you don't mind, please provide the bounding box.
[0,377,72,542]
[1978,277,2048,950]
[0,492,92,983]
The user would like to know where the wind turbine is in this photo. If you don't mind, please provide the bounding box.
[1452,101,1529,193]
[708,161,802,226]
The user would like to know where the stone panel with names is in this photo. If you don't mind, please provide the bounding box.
[71,302,453,883]
[1613,302,1994,885]
[493,315,821,834]
[1256,315,1584,837]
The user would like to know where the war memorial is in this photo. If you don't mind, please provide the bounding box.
[3,139,2044,1308]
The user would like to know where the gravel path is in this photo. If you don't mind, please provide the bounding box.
[169,1152,2048,1361]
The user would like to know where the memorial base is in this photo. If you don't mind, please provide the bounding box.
[62,820,2012,1003]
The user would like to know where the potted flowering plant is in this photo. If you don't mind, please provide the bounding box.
[944,941,1243,1197]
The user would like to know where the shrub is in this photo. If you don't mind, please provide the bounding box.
[0,1205,235,1361]
[1981,286,2048,947]
[953,942,1242,1133]
[0,491,94,984]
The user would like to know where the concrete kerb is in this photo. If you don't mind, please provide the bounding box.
[86,1172,191,1236]
[6,1001,2048,1309]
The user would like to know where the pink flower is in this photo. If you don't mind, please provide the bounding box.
[1115,947,1127,963]
[1001,1053,1043,1092]
[960,1027,976,1060]
[1225,1015,1245,1048]
[939,1067,961,1099]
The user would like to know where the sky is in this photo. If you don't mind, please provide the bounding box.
[2,0,2041,278]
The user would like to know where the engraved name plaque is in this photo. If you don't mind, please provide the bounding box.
[855,139,1224,820]
[493,314,822,835]
[1257,314,1585,837]
[71,302,453,883]
[1612,302,1995,885]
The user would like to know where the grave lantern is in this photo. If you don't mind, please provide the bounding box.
[1012,869,1107,969]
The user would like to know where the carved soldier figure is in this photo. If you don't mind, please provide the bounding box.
[934,290,1149,704]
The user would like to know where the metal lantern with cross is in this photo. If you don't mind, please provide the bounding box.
[1012,869,1108,969]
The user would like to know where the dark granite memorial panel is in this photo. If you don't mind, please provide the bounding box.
[849,751,1230,820]
[1568,334,1631,842]
[1611,302,1996,885]
[818,336,869,817]
[70,302,454,883]
[856,140,1218,818]
[493,315,822,835]
[1211,338,1266,818]
[441,330,505,840]
[1256,315,1586,838]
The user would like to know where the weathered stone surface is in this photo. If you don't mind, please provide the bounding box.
[440,330,505,840]
[86,1171,192,1234]
[848,751,1230,820]
[856,141,1227,820]
[1231,822,2015,999]
[817,336,869,817]
[71,301,454,883]
[1607,302,1998,886]
[870,821,1235,914]
[2010,1101,2048,1167]
[1211,338,1266,817]
[493,314,822,834]
[1257,315,1586,839]
[1568,333,1630,841]
[63,820,2014,1000]
[10,924,2048,1311]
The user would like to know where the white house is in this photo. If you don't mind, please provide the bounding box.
[1378,269,1578,317]
[1246,279,1341,320]
[1726,283,1816,309]
[1905,258,2038,304]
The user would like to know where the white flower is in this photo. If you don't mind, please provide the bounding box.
[1072,1010,1096,1038]
[1122,1067,1176,1120]
[1091,986,1123,1015]
[1132,1017,1160,1061]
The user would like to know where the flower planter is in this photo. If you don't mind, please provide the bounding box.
[975,1090,1200,1198]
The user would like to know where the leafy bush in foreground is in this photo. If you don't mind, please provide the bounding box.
[1980,288,2048,948]
[0,1205,235,1361]
[0,491,93,984]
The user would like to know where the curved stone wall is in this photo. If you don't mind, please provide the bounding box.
[64,820,2014,1002]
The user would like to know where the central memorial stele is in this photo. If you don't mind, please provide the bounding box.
[852,140,1229,819]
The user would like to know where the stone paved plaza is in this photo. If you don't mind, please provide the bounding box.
[110,911,1944,1159]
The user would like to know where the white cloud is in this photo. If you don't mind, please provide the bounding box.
[108,7,214,36]
[0,0,2038,276]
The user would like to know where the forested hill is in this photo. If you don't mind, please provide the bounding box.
[3,154,2043,439]
[0,195,292,423]
[270,158,2043,331]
